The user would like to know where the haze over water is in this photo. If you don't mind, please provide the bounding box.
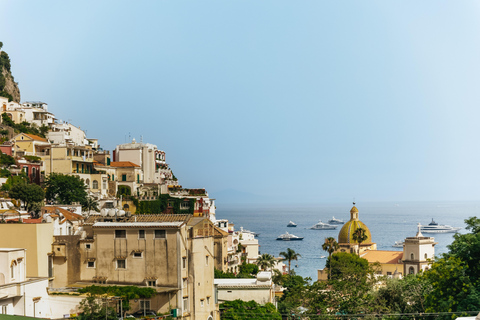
[219,201,480,281]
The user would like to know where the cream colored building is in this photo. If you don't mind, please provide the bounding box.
[51,214,219,319]
[0,223,54,278]
[215,271,275,305]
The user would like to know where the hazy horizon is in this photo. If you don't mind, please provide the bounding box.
[2,1,480,203]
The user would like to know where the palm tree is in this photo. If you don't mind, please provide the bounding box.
[256,253,276,271]
[279,248,301,274]
[352,227,367,256]
[82,197,99,214]
[322,237,339,279]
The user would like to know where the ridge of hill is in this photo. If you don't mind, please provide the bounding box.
[0,42,21,103]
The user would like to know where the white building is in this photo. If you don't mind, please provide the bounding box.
[47,122,89,146]
[214,271,275,305]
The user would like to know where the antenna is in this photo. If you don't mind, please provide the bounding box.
[141,135,143,143]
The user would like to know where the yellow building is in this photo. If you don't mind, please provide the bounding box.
[0,222,54,278]
[11,133,50,157]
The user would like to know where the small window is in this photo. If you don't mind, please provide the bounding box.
[410,253,414,260]
[92,180,98,189]
[85,244,91,250]
[133,252,142,258]
[183,278,187,288]
[117,259,126,269]
[424,253,428,259]
[138,230,145,239]
[155,230,166,239]
[200,299,204,307]
[205,256,209,266]
[115,230,126,239]
[140,300,150,310]
[147,280,156,287]
[182,257,187,269]
[183,298,188,311]
[87,261,95,268]
[207,296,210,305]
[122,174,127,181]
[409,266,415,274]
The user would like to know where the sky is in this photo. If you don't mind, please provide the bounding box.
[1,1,480,204]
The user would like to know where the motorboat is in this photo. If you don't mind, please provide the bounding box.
[308,220,337,230]
[420,219,461,233]
[392,240,404,248]
[276,232,304,241]
[287,221,297,227]
[328,216,345,224]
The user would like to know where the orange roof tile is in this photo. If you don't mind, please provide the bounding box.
[110,161,140,168]
[24,134,48,142]
[361,250,403,264]
[42,206,83,221]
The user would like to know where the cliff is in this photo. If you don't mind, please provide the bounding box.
[0,49,21,103]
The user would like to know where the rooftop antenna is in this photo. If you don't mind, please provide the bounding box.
[141,135,143,143]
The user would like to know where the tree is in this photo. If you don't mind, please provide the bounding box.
[77,293,117,320]
[9,182,44,212]
[221,299,281,320]
[322,237,339,279]
[83,196,99,213]
[256,253,276,271]
[276,273,309,317]
[214,268,236,278]
[45,173,88,205]
[237,263,259,278]
[279,248,301,274]
[352,227,368,255]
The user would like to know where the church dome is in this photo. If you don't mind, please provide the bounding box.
[338,204,373,244]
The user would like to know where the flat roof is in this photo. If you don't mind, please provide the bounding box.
[93,222,184,228]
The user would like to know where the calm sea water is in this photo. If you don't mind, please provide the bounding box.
[217,201,480,281]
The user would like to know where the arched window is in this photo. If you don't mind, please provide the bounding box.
[92,180,98,189]
[85,179,90,187]
[10,260,17,279]
[409,266,415,274]
[123,204,130,210]
[424,253,428,260]
[410,253,414,260]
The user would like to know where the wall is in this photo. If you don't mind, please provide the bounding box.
[0,223,54,277]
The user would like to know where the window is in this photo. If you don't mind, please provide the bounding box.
[155,230,166,239]
[137,174,140,183]
[115,230,126,238]
[183,298,188,311]
[424,253,428,259]
[138,230,145,239]
[116,259,126,269]
[147,280,156,287]
[103,180,107,189]
[133,252,142,258]
[87,261,95,268]
[200,299,204,307]
[182,257,187,269]
[410,253,414,260]
[92,180,98,189]
[85,243,91,250]
[10,261,16,279]
[205,256,209,266]
[180,201,190,209]
[23,166,28,176]
[140,300,150,310]
[32,167,36,178]
[183,278,187,288]
[409,266,415,274]
[122,174,127,181]
[207,296,210,305]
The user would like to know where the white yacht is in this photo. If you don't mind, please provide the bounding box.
[392,240,404,248]
[420,219,461,233]
[287,221,297,227]
[328,216,345,224]
[308,220,337,230]
[276,231,304,241]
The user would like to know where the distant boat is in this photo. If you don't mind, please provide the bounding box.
[320,255,326,259]
[421,219,461,233]
[287,221,297,227]
[328,216,345,224]
[276,232,304,241]
[308,220,337,230]
[392,240,404,248]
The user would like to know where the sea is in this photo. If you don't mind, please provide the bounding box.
[217,201,480,281]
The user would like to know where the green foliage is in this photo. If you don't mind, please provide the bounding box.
[322,237,339,279]
[117,185,131,196]
[45,173,88,205]
[277,273,310,316]
[1,113,48,137]
[1,113,14,127]
[135,194,195,215]
[279,248,301,274]
[9,182,45,212]
[214,268,236,278]
[0,151,15,167]
[255,253,276,271]
[24,155,41,163]
[0,168,10,177]
[77,293,117,320]
[220,299,281,320]
[237,263,259,278]
[1,172,28,191]
[83,197,99,212]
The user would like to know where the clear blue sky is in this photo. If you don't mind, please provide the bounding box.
[1,1,480,204]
